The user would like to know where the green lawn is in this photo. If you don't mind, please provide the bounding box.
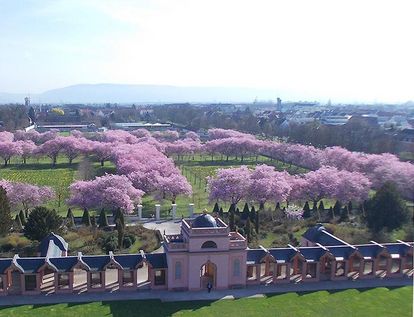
[0,287,411,317]
[0,156,115,216]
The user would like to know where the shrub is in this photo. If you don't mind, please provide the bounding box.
[24,207,63,241]
[103,234,118,253]
[365,182,409,232]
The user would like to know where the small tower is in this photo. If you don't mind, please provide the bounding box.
[24,96,30,107]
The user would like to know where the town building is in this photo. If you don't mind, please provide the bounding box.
[0,217,412,296]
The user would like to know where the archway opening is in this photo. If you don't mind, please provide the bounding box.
[8,270,22,295]
[137,261,150,289]
[200,261,216,289]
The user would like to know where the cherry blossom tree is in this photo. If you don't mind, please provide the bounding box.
[207,166,251,204]
[70,130,84,138]
[155,173,192,203]
[185,131,200,141]
[90,141,113,166]
[333,170,372,203]
[130,129,151,138]
[152,130,180,142]
[0,180,55,211]
[0,141,22,166]
[60,136,86,164]
[0,131,14,142]
[38,130,58,144]
[248,165,291,208]
[14,130,40,143]
[36,137,65,166]
[68,174,144,213]
[16,140,37,164]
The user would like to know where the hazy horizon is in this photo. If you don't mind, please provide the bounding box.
[1,0,413,103]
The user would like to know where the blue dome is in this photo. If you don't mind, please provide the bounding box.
[192,214,218,228]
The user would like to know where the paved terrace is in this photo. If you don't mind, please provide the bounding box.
[0,276,411,307]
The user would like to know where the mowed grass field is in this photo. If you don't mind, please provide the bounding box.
[0,287,411,317]
[0,156,115,216]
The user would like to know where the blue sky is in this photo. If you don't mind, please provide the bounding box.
[0,0,413,102]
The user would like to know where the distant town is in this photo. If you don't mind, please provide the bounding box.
[1,97,413,162]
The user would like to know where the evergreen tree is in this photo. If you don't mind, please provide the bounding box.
[340,206,348,221]
[212,202,220,214]
[333,201,342,218]
[255,209,259,234]
[229,203,236,231]
[116,219,124,249]
[318,201,325,212]
[19,210,26,226]
[82,208,91,227]
[275,202,281,210]
[303,201,311,218]
[348,201,353,213]
[66,208,75,228]
[241,203,250,221]
[14,214,23,231]
[218,207,224,218]
[24,207,63,241]
[329,207,334,219]
[312,201,317,214]
[245,217,252,243]
[235,207,240,215]
[98,209,109,228]
[114,208,125,227]
[250,205,256,222]
[0,187,12,236]
[365,182,409,232]
[90,215,97,227]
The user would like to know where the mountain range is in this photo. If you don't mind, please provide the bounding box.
[0,84,285,104]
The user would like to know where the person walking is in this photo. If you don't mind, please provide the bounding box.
[207,281,212,293]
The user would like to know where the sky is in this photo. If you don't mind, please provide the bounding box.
[0,0,413,103]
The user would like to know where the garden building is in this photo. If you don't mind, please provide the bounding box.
[0,218,412,295]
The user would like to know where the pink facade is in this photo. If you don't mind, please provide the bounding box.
[165,217,247,290]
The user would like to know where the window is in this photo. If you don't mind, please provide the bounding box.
[233,259,241,277]
[58,273,69,289]
[154,270,166,285]
[0,276,3,290]
[91,272,102,288]
[25,275,37,291]
[201,241,217,249]
[122,271,133,285]
[175,262,182,280]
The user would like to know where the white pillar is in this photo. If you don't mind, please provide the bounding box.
[137,204,142,220]
[155,204,161,221]
[171,204,177,220]
[188,203,194,218]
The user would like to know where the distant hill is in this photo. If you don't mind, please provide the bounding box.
[0,84,283,104]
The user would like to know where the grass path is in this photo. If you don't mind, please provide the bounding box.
[0,286,411,317]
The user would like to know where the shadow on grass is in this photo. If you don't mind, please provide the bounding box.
[101,299,213,317]
[2,162,79,171]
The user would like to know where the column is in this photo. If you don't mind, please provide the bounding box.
[155,204,161,221]
[188,203,194,218]
[137,204,143,220]
[171,204,177,220]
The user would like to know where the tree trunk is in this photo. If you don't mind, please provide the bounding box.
[100,160,104,167]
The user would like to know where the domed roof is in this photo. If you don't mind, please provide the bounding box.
[192,214,218,228]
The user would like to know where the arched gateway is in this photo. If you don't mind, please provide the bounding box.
[200,261,216,288]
